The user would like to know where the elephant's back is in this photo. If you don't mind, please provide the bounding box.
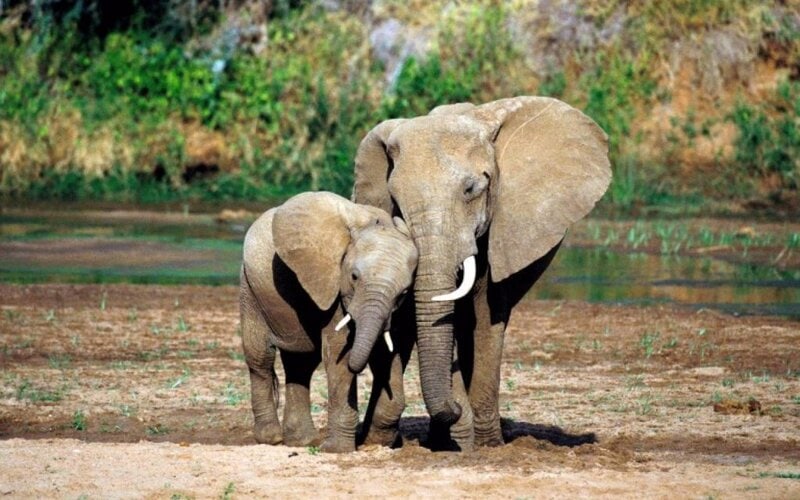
[242,210,323,352]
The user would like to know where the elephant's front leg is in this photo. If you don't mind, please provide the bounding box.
[360,341,407,448]
[427,346,475,452]
[320,327,358,453]
[466,275,507,447]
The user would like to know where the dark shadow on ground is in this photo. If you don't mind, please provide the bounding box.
[396,416,597,450]
[1,413,596,449]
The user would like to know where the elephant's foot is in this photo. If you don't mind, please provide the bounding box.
[429,398,474,452]
[426,421,474,452]
[253,421,283,445]
[320,435,356,453]
[282,423,319,447]
[360,425,401,448]
[474,414,504,447]
[474,428,504,447]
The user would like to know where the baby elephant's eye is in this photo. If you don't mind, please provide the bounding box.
[463,176,487,201]
[351,272,359,281]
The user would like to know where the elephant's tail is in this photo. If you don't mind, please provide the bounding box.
[269,356,280,411]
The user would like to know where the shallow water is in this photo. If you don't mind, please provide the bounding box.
[539,248,800,318]
[1,211,798,318]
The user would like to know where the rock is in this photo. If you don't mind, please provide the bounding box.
[670,28,756,96]
[690,366,727,377]
[735,226,757,239]
[215,209,258,224]
[506,0,625,78]
[368,17,432,86]
[713,398,762,415]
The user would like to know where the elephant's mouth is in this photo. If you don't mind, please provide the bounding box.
[431,255,476,302]
[339,312,395,374]
[337,314,393,345]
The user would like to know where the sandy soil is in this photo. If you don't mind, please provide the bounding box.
[1,284,798,498]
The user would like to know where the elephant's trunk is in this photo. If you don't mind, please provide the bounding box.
[414,247,462,426]
[348,299,391,374]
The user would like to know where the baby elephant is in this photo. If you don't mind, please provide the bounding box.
[240,191,417,453]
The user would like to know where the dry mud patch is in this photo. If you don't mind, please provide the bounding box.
[1,284,799,498]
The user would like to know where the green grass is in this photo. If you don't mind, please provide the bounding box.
[48,354,71,370]
[71,410,87,431]
[221,482,236,500]
[639,332,661,359]
[166,369,191,389]
[758,471,800,480]
[222,382,246,406]
[146,423,170,436]
[16,379,66,403]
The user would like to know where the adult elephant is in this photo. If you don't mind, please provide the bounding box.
[352,96,611,450]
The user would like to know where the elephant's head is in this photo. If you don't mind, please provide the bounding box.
[352,97,611,425]
[272,192,417,373]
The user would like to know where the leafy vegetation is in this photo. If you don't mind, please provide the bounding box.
[0,0,797,213]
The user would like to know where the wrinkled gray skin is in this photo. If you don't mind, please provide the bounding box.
[240,192,417,453]
[353,96,611,450]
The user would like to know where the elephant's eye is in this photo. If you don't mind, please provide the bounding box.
[351,271,359,281]
[463,176,487,201]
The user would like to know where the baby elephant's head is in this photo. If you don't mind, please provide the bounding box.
[338,215,417,373]
[272,192,417,374]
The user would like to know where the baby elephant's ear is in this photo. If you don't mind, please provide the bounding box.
[272,192,352,310]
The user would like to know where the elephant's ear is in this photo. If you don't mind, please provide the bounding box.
[471,96,611,283]
[352,119,406,212]
[272,192,352,310]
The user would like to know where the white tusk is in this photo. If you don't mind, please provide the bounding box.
[432,255,477,302]
[383,331,393,352]
[334,313,352,331]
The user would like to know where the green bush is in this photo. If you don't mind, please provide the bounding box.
[0,0,796,213]
[730,81,800,192]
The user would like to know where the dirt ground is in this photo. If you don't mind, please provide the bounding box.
[1,284,798,498]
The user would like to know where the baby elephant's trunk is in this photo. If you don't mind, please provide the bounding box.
[347,301,391,374]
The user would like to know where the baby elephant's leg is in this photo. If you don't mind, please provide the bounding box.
[280,350,321,446]
[320,328,358,453]
[360,344,406,448]
[241,281,282,445]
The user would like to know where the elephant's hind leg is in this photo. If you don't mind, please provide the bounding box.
[280,350,321,446]
[241,279,282,445]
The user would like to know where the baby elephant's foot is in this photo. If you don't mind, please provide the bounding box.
[253,421,283,445]
[282,426,319,447]
[320,435,356,453]
[361,426,400,448]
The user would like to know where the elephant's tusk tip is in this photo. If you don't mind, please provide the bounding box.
[383,331,393,352]
[334,313,352,332]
